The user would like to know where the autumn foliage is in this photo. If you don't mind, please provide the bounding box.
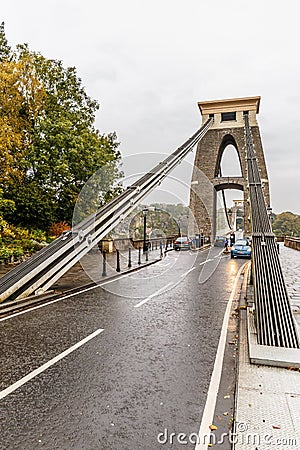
[48,222,71,238]
[0,22,121,232]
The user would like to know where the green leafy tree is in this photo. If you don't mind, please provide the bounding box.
[0,21,11,61]
[0,24,121,230]
[272,212,300,237]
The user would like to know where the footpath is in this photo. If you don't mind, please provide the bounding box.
[234,243,300,450]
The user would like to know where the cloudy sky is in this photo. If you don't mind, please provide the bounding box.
[2,0,300,214]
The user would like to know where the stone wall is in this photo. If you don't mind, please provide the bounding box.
[284,237,300,251]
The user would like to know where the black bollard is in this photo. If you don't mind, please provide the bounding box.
[102,250,107,276]
[145,249,149,262]
[128,247,132,268]
[138,247,141,265]
[155,240,158,250]
[116,249,121,272]
[165,240,168,251]
[160,241,163,258]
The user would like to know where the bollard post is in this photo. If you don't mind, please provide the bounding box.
[146,249,149,262]
[138,247,141,265]
[102,250,107,276]
[128,247,132,268]
[155,240,158,250]
[165,240,168,251]
[160,241,163,258]
[116,249,121,272]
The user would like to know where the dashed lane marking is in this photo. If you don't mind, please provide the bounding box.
[134,282,174,308]
[180,266,196,277]
[0,271,146,322]
[199,259,213,266]
[0,328,104,400]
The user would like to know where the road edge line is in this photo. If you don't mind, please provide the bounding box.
[195,263,246,449]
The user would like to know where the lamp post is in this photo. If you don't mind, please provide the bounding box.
[142,208,149,253]
[177,216,182,237]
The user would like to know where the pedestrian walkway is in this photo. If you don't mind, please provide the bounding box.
[234,245,300,450]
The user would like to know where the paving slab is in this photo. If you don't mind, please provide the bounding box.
[234,257,300,450]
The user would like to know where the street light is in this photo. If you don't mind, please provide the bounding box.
[177,215,182,237]
[142,208,149,253]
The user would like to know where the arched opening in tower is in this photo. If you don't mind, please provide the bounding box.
[216,188,244,236]
[219,144,242,177]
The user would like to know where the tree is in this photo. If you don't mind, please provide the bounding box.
[0,21,11,62]
[272,212,300,237]
[0,24,121,230]
[0,55,45,188]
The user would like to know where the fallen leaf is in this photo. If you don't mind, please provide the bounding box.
[223,411,229,416]
[224,395,230,399]
[216,415,222,421]
[209,424,218,431]
[272,425,281,429]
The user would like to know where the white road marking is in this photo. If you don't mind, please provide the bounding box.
[134,282,174,308]
[195,263,246,450]
[0,271,142,322]
[0,328,104,400]
[180,266,196,277]
[199,259,213,266]
[214,249,225,258]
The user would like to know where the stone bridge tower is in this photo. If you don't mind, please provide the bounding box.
[189,96,270,240]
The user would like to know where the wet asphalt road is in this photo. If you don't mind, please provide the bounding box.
[0,247,244,450]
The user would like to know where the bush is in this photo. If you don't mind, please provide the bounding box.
[48,221,71,238]
[0,246,13,263]
[29,229,47,242]
[0,215,48,264]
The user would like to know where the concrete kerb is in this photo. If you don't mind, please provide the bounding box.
[244,263,300,368]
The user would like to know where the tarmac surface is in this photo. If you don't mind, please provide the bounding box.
[1,242,298,449]
[0,246,244,450]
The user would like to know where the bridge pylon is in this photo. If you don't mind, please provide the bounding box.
[189,96,270,241]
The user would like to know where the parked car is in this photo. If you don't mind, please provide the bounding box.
[231,239,251,258]
[174,236,191,251]
[214,236,227,247]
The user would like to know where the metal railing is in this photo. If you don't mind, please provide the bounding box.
[244,113,299,348]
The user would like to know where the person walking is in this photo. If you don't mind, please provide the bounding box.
[224,238,229,252]
[230,232,235,246]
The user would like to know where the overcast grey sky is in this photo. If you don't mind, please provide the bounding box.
[2,0,300,213]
